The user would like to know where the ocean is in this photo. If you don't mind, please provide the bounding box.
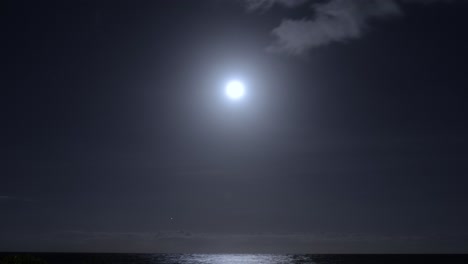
[0,253,467,264]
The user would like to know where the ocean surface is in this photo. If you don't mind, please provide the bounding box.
[0,253,467,264]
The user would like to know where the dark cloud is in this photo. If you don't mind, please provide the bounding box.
[245,0,456,55]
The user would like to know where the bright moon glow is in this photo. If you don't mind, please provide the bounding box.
[225,80,245,100]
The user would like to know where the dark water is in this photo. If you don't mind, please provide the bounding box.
[1,253,467,264]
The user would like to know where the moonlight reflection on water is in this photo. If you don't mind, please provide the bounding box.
[173,254,295,264]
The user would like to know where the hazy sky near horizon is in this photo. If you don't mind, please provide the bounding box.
[1,0,468,253]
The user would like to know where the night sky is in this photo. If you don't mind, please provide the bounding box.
[1,0,468,254]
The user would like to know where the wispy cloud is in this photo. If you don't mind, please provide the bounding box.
[245,0,457,55]
[0,196,12,200]
[245,0,308,11]
[0,195,35,203]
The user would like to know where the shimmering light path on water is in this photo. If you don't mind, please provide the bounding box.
[162,254,294,264]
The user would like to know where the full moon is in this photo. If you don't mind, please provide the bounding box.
[225,80,245,100]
